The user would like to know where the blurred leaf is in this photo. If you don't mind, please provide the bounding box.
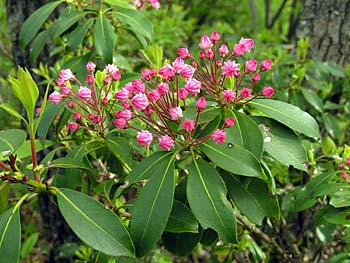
[57,188,134,256]
[165,200,198,233]
[0,103,26,123]
[20,232,39,259]
[29,31,49,62]
[162,231,202,257]
[114,8,153,40]
[301,88,323,113]
[94,12,116,63]
[130,152,175,257]
[0,182,10,214]
[16,140,54,159]
[104,0,135,9]
[200,228,218,246]
[255,117,308,171]
[19,0,63,48]
[223,174,279,225]
[250,99,320,138]
[0,129,27,159]
[0,207,21,263]
[330,189,350,208]
[200,140,263,177]
[50,158,90,170]
[322,136,337,155]
[322,113,340,138]
[187,159,237,243]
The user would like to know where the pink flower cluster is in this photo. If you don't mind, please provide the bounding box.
[134,0,160,9]
[48,31,274,150]
[339,157,350,179]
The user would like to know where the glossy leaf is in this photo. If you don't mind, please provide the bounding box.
[67,19,94,50]
[187,159,237,243]
[227,111,263,159]
[19,0,63,48]
[223,173,279,225]
[249,99,320,138]
[162,231,202,256]
[301,88,323,113]
[200,140,263,177]
[114,8,153,40]
[16,140,54,159]
[0,129,27,158]
[48,11,88,38]
[0,207,21,263]
[50,158,90,170]
[57,188,134,256]
[182,105,220,127]
[165,200,198,233]
[29,31,49,62]
[0,182,10,214]
[94,13,116,63]
[106,135,134,171]
[8,67,39,123]
[37,102,63,143]
[255,117,308,171]
[330,189,350,208]
[322,113,341,138]
[130,153,175,257]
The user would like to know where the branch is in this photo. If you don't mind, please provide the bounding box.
[267,0,289,29]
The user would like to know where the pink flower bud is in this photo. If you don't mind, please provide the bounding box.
[144,106,153,115]
[182,119,195,132]
[78,86,91,100]
[150,0,160,9]
[132,79,145,93]
[148,89,160,102]
[112,70,121,80]
[157,83,169,96]
[59,69,75,81]
[141,69,150,80]
[131,93,149,111]
[222,60,240,77]
[177,48,190,58]
[172,57,185,73]
[232,43,245,56]
[245,60,257,73]
[159,64,175,81]
[260,59,272,71]
[102,97,108,105]
[210,31,220,43]
[240,87,252,98]
[67,101,74,108]
[104,76,111,84]
[199,35,212,51]
[114,118,128,129]
[149,67,157,77]
[169,106,183,120]
[199,51,205,59]
[115,88,129,101]
[180,64,195,79]
[216,60,222,67]
[212,129,226,144]
[88,113,94,120]
[339,163,345,169]
[86,74,94,84]
[224,117,235,128]
[56,78,65,86]
[239,37,254,52]
[105,64,119,74]
[262,86,274,98]
[73,112,81,120]
[49,91,62,104]
[196,96,206,112]
[223,90,236,104]
[137,130,153,147]
[61,86,72,95]
[158,135,174,151]
[178,88,188,100]
[122,101,131,110]
[93,115,101,123]
[252,73,260,82]
[219,44,229,57]
[86,61,96,72]
[342,171,348,179]
[206,49,214,59]
[125,82,134,93]
[68,122,79,131]
[185,78,201,95]
[346,158,350,165]
[119,110,132,120]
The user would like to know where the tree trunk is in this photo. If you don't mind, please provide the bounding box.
[296,0,350,66]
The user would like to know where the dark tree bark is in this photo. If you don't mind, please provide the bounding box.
[296,0,350,66]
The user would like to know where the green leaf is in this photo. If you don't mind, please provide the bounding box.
[165,200,198,233]
[19,0,63,48]
[8,67,39,123]
[104,0,135,9]
[255,117,308,171]
[20,233,39,259]
[48,11,88,39]
[57,188,134,256]
[182,105,220,127]
[249,99,320,138]
[37,101,63,143]
[322,136,337,155]
[0,129,27,159]
[223,173,279,225]
[227,111,263,160]
[301,88,323,113]
[16,140,54,159]
[130,153,175,257]
[0,182,10,214]
[50,158,90,170]
[0,103,26,123]
[330,189,350,208]
[29,31,50,62]
[114,8,153,40]
[162,231,202,256]
[187,158,237,243]
[322,113,340,138]
[94,13,116,63]
[107,135,135,172]
[67,19,94,51]
[200,140,263,177]
[0,207,21,263]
